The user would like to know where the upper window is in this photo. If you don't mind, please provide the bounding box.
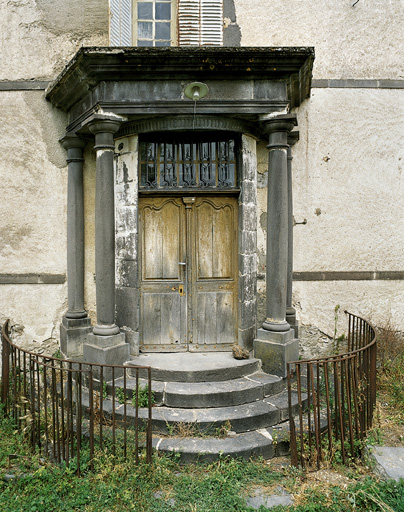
[110,0,223,47]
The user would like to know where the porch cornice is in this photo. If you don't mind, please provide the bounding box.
[45,46,314,113]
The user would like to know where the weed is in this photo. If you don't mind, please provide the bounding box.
[51,349,61,359]
[102,380,108,400]
[132,384,155,408]
[115,387,125,405]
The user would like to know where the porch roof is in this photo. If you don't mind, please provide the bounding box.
[45,46,314,113]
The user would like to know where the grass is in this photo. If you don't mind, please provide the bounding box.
[0,408,403,511]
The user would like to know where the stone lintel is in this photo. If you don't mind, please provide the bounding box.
[254,328,298,378]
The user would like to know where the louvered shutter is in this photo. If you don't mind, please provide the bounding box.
[110,0,132,46]
[178,0,223,46]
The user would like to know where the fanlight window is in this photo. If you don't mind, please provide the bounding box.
[139,135,237,190]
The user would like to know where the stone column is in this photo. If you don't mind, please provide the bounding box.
[83,114,129,373]
[286,132,299,337]
[254,114,299,377]
[60,135,91,357]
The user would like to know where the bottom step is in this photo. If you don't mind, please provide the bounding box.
[153,423,291,463]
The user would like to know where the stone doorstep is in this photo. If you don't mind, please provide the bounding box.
[111,372,284,409]
[125,352,261,382]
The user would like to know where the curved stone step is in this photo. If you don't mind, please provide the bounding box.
[126,352,261,382]
[152,428,282,463]
[149,389,304,433]
[90,389,306,434]
[112,372,284,409]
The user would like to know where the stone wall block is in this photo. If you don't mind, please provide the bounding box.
[241,134,257,182]
[116,286,139,331]
[257,172,268,189]
[238,326,256,351]
[119,259,138,288]
[239,298,257,329]
[238,253,257,275]
[116,233,137,260]
[116,206,137,233]
[239,212,257,232]
[239,273,256,302]
[122,182,138,206]
[241,231,257,256]
[240,180,257,205]
[239,207,257,233]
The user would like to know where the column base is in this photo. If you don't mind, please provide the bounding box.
[83,332,129,380]
[253,328,299,378]
[60,316,92,358]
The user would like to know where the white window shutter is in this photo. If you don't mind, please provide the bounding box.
[201,0,223,46]
[178,0,223,46]
[110,0,132,46]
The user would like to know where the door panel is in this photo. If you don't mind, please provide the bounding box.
[191,197,238,350]
[140,197,187,351]
[196,200,233,279]
[139,195,238,352]
[143,199,182,280]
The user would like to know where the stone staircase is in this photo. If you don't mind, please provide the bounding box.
[107,352,304,463]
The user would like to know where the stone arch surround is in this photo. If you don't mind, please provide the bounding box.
[114,121,258,354]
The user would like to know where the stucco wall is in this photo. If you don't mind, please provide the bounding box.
[0,0,108,346]
[234,0,404,351]
[236,0,404,80]
[0,0,108,80]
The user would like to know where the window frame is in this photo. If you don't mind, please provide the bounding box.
[110,0,223,47]
[133,0,178,47]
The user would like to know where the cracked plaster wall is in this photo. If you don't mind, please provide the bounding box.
[1,0,108,80]
[235,0,404,80]
[233,0,404,351]
[0,0,107,346]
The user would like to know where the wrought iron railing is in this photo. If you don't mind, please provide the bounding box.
[1,320,153,474]
[287,311,377,468]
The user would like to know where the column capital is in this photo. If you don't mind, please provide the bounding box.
[85,113,126,136]
[60,133,87,151]
[260,114,298,137]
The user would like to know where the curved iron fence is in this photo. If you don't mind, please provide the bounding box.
[1,320,153,474]
[287,311,377,468]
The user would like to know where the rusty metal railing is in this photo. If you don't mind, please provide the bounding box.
[287,311,376,468]
[1,320,153,474]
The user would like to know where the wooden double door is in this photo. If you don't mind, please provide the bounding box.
[139,196,238,351]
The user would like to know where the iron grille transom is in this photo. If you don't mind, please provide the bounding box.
[139,134,237,190]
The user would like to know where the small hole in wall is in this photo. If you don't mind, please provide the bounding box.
[118,143,124,151]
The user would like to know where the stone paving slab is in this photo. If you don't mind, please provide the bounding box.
[246,486,293,510]
[369,446,404,481]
